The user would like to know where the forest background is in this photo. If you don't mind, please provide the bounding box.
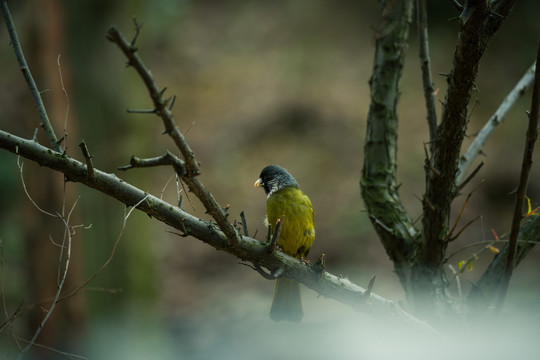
[0,0,539,358]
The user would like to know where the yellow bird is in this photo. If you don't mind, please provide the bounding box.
[254,165,315,322]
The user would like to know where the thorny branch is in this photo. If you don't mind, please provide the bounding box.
[420,0,516,267]
[0,130,429,327]
[0,1,62,152]
[495,44,540,312]
[106,24,241,247]
[416,0,437,145]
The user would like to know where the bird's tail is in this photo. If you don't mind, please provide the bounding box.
[270,278,303,322]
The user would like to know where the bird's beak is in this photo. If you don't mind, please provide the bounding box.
[254,178,263,188]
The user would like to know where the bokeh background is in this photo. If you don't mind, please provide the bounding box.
[1,0,539,358]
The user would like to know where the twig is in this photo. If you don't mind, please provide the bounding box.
[449,0,463,11]
[445,182,483,242]
[495,45,540,313]
[268,218,284,253]
[416,0,437,145]
[6,333,88,360]
[17,158,58,218]
[130,17,143,47]
[239,211,249,237]
[239,262,274,280]
[17,213,72,359]
[448,241,494,284]
[78,141,95,178]
[159,173,176,200]
[57,54,70,149]
[126,108,156,114]
[57,195,149,303]
[57,198,79,286]
[457,160,484,191]
[118,152,186,174]
[447,265,462,298]
[0,299,24,335]
[107,25,241,247]
[1,239,23,349]
[445,191,474,241]
[447,215,481,242]
[0,1,62,153]
[445,239,519,261]
[457,61,537,184]
[105,26,198,176]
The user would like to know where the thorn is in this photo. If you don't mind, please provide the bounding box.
[130,17,143,47]
[240,210,249,237]
[78,140,95,179]
[365,275,376,298]
[169,95,177,111]
[127,108,156,114]
[312,253,326,279]
[268,218,283,253]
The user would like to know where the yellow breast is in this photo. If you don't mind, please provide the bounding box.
[266,187,315,258]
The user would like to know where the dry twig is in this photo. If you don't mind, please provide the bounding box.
[495,45,540,313]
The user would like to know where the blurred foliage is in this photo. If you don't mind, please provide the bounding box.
[0,0,539,357]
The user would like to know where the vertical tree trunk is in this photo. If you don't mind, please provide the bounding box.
[361,0,420,301]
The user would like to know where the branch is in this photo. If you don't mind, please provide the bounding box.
[495,44,540,313]
[421,0,515,266]
[105,26,198,176]
[467,215,540,314]
[457,61,537,184]
[105,25,241,247]
[416,0,437,145]
[361,0,420,287]
[0,1,62,153]
[0,130,432,328]
[17,213,72,359]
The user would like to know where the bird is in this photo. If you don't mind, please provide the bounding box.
[254,165,315,322]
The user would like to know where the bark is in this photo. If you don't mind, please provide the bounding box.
[361,0,420,296]
[412,0,517,315]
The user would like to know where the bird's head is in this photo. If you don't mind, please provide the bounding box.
[254,165,299,197]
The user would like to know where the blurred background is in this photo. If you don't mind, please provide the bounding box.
[0,0,539,358]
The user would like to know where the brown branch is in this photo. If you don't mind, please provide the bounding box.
[268,218,284,253]
[457,160,484,191]
[495,44,540,313]
[106,25,241,247]
[421,0,515,267]
[78,140,95,179]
